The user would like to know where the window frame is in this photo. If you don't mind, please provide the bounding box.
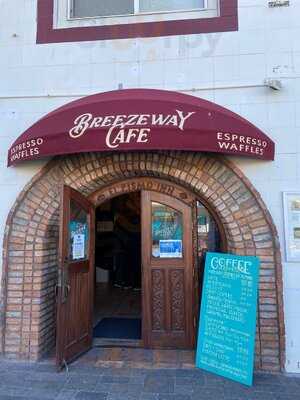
[68,0,209,20]
[36,0,238,44]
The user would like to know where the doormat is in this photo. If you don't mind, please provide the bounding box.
[93,318,142,340]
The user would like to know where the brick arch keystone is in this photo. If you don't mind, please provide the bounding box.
[0,151,285,371]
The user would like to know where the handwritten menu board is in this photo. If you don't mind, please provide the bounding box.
[196,252,260,386]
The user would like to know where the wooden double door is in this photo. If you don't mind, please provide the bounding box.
[56,185,195,369]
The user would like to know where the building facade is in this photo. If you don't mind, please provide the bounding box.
[0,0,299,373]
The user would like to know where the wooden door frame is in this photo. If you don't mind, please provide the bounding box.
[88,177,227,349]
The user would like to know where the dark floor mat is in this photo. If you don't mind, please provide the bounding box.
[93,317,141,340]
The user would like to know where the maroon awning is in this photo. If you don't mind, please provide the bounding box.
[7,89,275,166]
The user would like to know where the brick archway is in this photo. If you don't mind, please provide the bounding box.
[0,151,285,371]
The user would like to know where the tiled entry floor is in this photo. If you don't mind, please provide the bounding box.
[78,347,195,370]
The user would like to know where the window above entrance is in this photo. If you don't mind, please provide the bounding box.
[36,0,238,43]
[71,0,206,18]
[57,0,217,30]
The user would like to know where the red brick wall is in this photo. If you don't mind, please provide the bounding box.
[0,151,285,371]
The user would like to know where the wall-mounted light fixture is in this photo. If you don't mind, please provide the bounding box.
[264,78,283,91]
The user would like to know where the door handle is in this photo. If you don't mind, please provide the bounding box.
[54,284,70,301]
[64,284,71,299]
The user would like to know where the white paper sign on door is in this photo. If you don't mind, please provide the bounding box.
[72,234,85,260]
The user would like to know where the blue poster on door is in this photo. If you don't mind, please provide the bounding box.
[196,252,260,386]
[159,240,182,258]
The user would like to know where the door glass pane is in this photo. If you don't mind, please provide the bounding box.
[140,0,204,13]
[197,200,221,263]
[197,201,221,295]
[73,0,134,18]
[152,202,183,258]
[69,199,89,262]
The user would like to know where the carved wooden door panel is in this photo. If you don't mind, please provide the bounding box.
[56,186,95,370]
[141,191,194,349]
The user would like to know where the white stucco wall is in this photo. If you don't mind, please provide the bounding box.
[0,0,299,371]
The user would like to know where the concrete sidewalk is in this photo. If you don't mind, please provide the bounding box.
[0,358,299,400]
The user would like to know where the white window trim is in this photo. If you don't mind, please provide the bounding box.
[134,0,139,15]
[54,0,219,30]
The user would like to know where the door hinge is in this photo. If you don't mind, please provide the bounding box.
[194,317,197,328]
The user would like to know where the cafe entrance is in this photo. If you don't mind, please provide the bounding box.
[2,89,283,370]
[93,192,142,346]
[55,178,222,368]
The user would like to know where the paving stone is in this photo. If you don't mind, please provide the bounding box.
[56,390,78,400]
[0,374,32,387]
[130,369,149,377]
[32,363,58,373]
[271,385,300,395]
[223,385,254,397]
[23,379,66,391]
[65,375,99,390]
[158,395,191,400]
[110,383,144,394]
[146,370,176,378]
[0,397,35,400]
[25,372,68,383]
[0,388,28,398]
[74,392,107,400]
[174,370,201,379]
[139,394,158,400]
[143,377,174,394]
[102,368,133,377]
[68,365,106,376]
[13,387,60,400]
[191,387,225,399]
[246,393,279,400]
[175,377,200,386]
[100,376,131,384]
[93,384,112,394]
[253,373,282,385]
[203,372,227,386]
[30,388,63,399]
[173,385,194,395]
[0,397,28,400]
[129,376,145,385]
[0,361,300,400]
[275,395,299,400]
[223,396,243,400]
[107,394,138,400]
[0,386,58,399]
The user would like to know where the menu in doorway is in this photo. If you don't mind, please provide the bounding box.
[196,252,260,386]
